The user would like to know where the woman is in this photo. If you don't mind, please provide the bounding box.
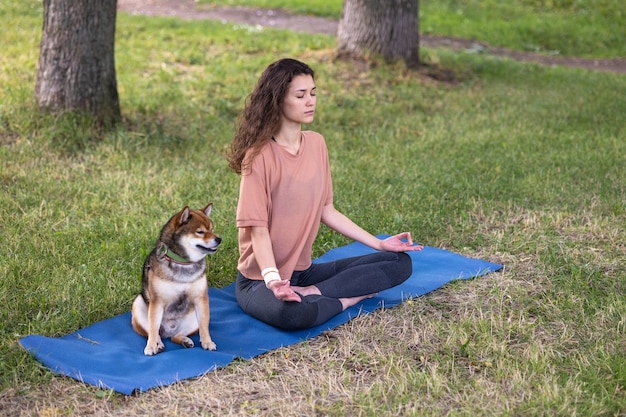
[228,58,422,330]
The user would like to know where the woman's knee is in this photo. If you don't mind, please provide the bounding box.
[392,252,413,284]
[272,302,319,330]
[399,251,412,271]
[273,296,343,330]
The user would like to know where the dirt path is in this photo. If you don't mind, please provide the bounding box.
[118,0,626,74]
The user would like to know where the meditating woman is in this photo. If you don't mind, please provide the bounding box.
[227,58,422,330]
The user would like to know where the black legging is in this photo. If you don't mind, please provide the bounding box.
[235,251,412,330]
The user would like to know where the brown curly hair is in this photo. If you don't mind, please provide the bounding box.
[227,58,315,174]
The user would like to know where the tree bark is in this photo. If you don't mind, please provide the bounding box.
[337,0,420,68]
[35,0,121,126]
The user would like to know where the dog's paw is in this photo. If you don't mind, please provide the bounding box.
[181,337,194,348]
[144,340,165,356]
[201,338,217,351]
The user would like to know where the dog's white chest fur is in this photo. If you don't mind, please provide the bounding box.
[152,271,207,301]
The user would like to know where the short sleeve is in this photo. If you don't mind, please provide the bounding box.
[236,150,271,228]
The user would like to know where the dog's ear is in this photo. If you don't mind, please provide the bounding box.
[178,206,191,225]
[203,203,213,217]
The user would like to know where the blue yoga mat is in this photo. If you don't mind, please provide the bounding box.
[20,236,502,395]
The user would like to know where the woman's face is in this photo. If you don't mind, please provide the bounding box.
[281,74,316,126]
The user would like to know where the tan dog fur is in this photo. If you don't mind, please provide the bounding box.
[131,204,220,356]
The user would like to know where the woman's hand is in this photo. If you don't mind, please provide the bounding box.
[380,232,423,252]
[267,279,302,302]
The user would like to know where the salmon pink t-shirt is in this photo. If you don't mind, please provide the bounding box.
[236,131,333,280]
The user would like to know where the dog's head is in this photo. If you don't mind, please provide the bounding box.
[160,203,221,263]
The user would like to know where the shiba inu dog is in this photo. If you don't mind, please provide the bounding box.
[131,204,220,356]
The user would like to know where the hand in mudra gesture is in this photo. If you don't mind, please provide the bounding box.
[380,232,423,252]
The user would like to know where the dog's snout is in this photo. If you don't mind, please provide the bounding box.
[214,236,222,246]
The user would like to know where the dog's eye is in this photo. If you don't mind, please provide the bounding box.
[196,230,205,235]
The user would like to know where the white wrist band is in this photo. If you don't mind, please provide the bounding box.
[261,267,281,288]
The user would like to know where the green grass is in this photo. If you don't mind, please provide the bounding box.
[1,0,625,415]
[205,0,341,17]
[204,0,626,58]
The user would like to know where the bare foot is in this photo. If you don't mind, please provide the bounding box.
[290,285,321,297]
[339,293,377,310]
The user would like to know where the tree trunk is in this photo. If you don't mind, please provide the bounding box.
[35,0,121,126]
[337,0,420,68]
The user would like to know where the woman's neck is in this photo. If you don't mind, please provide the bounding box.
[273,125,302,155]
